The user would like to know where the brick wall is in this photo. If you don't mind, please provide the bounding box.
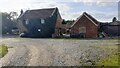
[71,14,98,38]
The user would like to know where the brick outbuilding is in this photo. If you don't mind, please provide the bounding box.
[70,12,100,38]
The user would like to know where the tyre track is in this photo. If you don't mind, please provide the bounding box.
[1,38,118,66]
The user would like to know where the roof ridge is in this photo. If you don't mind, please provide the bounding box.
[84,13,98,26]
[18,7,57,19]
[50,8,57,17]
[27,8,56,11]
[83,12,100,25]
[71,13,84,27]
[83,12,98,22]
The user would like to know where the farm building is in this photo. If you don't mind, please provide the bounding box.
[70,12,100,38]
[99,20,120,37]
[69,12,120,38]
[17,7,62,38]
[61,20,74,34]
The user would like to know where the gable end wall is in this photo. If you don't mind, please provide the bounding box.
[71,14,98,38]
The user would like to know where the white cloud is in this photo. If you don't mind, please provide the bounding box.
[74,0,119,2]
[64,11,118,22]
[61,12,79,20]
[89,11,118,22]
[74,0,119,7]
[0,0,118,22]
[0,0,32,12]
[27,2,72,20]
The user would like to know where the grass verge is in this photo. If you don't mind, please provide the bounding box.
[95,45,119,66]
[0,44,8,58]
[96,52,119,66]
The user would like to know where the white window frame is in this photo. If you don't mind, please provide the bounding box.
[38,29,41,32]
[25,19,29,25]
[41,18,45,24]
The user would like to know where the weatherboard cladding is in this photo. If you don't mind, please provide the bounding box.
[102,25,120,36]
[18,8,62,38]
[100,21,120,37]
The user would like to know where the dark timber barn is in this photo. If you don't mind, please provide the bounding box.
[99,21,120,37]
[17,7,62,38]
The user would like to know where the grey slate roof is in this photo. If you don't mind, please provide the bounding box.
[19,8,56,19]
[100,21,120,25]
[109,21,120,25]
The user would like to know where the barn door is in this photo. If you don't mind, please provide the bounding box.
[79,27,86,37]
[79,27,86,33]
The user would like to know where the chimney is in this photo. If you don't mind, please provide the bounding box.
[20,9,23,15]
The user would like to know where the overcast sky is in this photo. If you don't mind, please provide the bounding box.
[0,0,119,22]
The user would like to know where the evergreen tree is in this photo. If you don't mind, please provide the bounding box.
[112,17,117,22]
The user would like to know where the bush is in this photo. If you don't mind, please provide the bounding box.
[0,44,8,58]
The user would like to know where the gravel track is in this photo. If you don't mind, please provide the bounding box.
[0,38,118,66]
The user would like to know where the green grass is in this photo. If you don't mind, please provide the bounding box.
[94,45,118,50]
[96,52,119,66]
[95,45,119,66]
[0,44,8,58]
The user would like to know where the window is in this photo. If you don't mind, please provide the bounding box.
[41,19,45,24]
[38,29,41,32]
[25,19,29,25]
[79,27,86,33]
